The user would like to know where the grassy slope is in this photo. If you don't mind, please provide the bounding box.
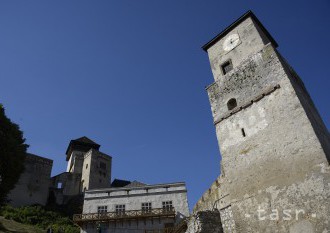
[0,217,44,233]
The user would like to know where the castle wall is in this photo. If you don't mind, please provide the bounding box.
[81,150,92,192]
[81,149,112,190]
[68,151,85,174]
[49,172,82,205]
[186,211,223,233]
[8,153,53,207]
[280,57,330,162]
[193,175,230,214]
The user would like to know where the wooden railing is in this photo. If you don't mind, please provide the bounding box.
[171,218,188,233]
[142,220,187,233]
[73,208,176,223]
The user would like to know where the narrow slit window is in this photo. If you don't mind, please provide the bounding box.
[241,128,246,137]
[227,98,237,110]
[221,60,233,75]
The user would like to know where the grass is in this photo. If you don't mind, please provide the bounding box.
[0,205,79,233]
[0,216,44,233]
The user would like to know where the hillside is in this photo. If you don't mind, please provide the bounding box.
[0,216,44,233]
[0,205,79,233]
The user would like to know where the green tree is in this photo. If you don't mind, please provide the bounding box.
[0,104,28,205]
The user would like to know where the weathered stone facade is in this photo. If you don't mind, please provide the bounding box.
[9,137,113,207]
[191,11,330,233]
[186,211,223,233]
[8,153,53,207]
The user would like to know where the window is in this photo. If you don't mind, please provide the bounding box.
[115,205,125,215]
[100,162,106,170]
[162,201,173,212]
[241,128,246,137]
[221,60,233,75]
[142,202,152,213]
[57,182,63,189]
[227,98,237,111]
[97,206,107,214]
[85,164,88,169]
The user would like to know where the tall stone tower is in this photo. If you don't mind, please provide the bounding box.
[203,11,330,232]
[65,136,112,191]
[66,136,101,174]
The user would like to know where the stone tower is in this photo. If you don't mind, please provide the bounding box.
[65,136,112,191]
[66,136,101,174]
[202,11,330,232]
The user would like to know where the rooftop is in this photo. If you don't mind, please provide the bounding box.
[202,10,278,52]
[65,136,101,160]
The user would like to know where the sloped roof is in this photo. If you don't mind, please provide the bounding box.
[65,136,101,160]
[73,136,99,146]
[124,180,147,188]
[111,179,131,188]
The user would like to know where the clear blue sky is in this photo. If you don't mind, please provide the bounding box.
[1,1,329,210]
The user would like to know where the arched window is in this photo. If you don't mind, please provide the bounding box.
[227,98,237,110]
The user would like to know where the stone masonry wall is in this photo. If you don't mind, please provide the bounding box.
[8,154,53,207]
[193,175,230,214]
[185,211,223,233]
[203,37,330,232]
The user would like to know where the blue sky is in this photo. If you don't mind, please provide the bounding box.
[0,1,329,209]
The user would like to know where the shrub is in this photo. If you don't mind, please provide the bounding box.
[0,205,79,233]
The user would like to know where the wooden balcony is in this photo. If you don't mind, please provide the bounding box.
[73,208,176,224]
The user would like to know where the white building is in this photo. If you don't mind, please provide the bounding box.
[74,181,189,233]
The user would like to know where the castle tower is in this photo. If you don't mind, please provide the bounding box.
[65,136,112,191]
[65,136,101,174]
[203,11,330,232]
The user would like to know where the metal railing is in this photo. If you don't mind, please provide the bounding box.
[73,208,176,223]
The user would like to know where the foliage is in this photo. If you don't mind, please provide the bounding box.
[0,104,29,205]
[0,205,80,233]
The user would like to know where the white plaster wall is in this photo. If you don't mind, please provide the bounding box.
[82,150,92,191]
[83,186,189,216]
